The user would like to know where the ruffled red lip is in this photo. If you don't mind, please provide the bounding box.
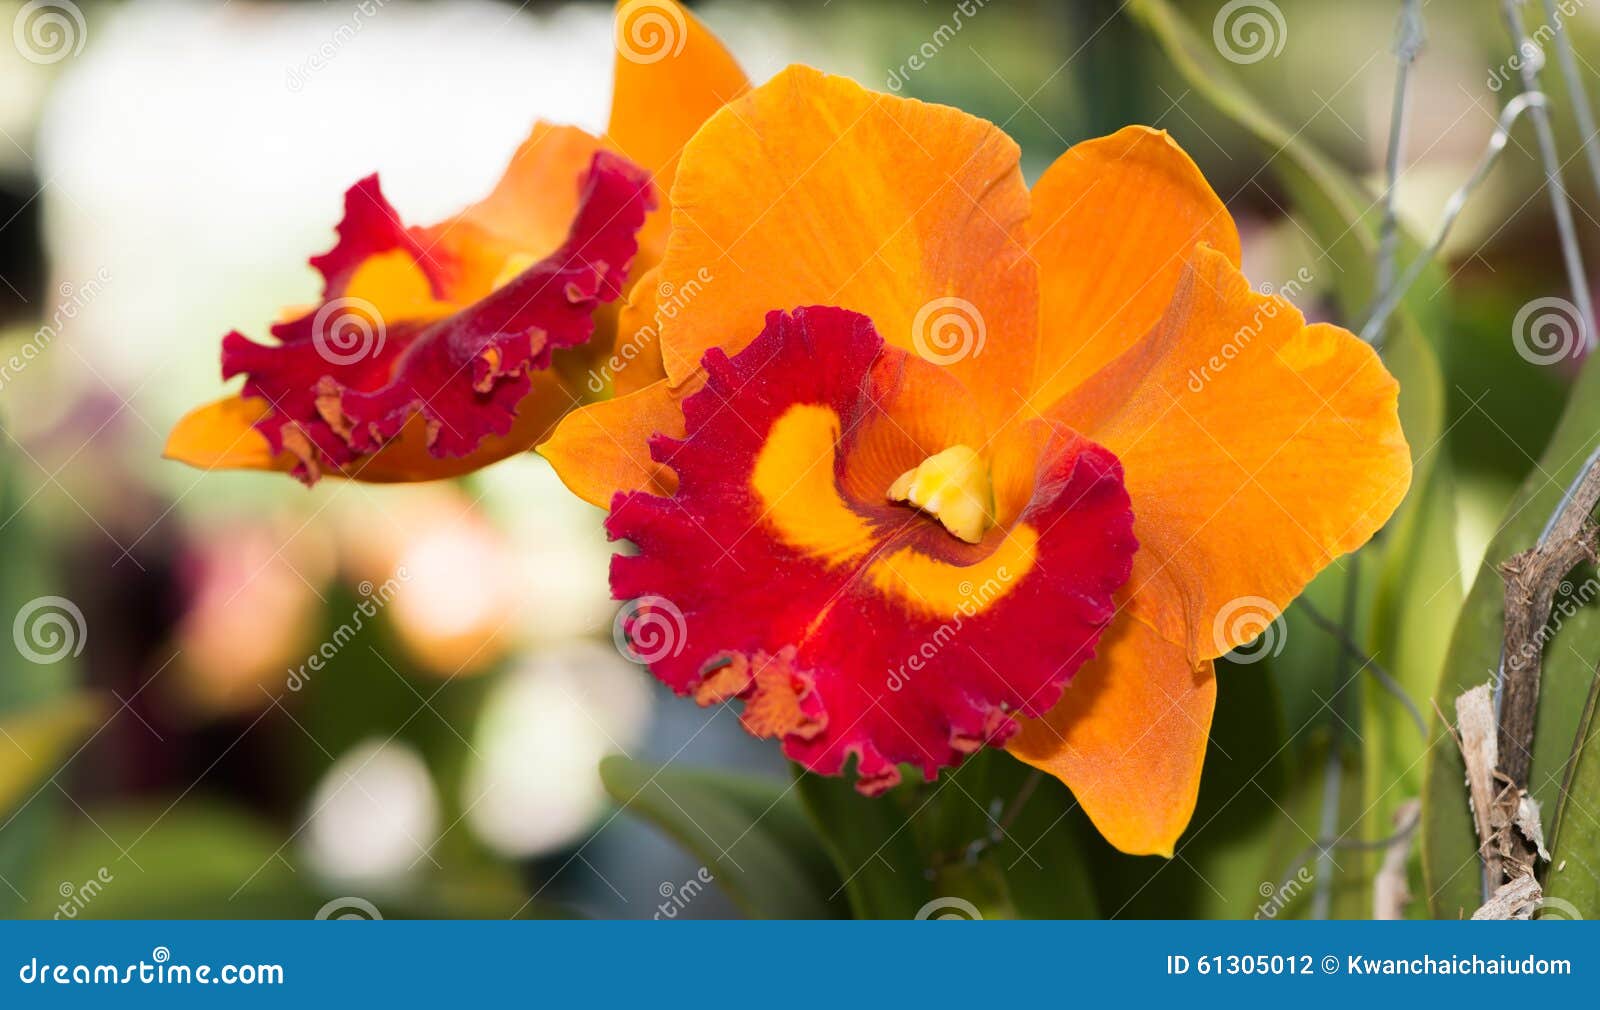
[221,150,655,483]
[606,306,1137,794]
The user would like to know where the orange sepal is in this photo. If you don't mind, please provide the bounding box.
[604,0,749,262]
[1049,245,1411,661]
[1008,615,1216,857]
[1028,126,1240,410]
[164,397,288,473]
[537,376,689,507]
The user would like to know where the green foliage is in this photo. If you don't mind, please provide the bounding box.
[598,755,844,918]
[797,750,1097,919]
[1422,347,1600,918]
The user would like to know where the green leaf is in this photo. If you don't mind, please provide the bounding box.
[29,802,319,919]
[598,754,843,919]
[793,768,933,918]
[1422,348,1600,917]
[950,751,1098,919]
[1546,666,1600,916]
[0,692,104,819]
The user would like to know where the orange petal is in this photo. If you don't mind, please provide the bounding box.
[658,64,1037,426]
[605,0,747,186]
[1008,615,1215,857]
[608,264,671,396]
[538,376,688,507]
[166,375,582,485]
[1048,245,1411,661]
[419,122,608,302]
[164,397,288,473]
[343,370,580,483]
[605,0,748,262]
[1029,127,1240,410]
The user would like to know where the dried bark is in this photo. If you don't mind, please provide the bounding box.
[1491,457,1600,884]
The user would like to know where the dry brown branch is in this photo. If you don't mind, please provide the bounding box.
[1491,456,1600,885]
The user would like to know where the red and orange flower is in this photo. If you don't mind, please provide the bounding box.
[164,0,747,483]
[541,67,1412,855]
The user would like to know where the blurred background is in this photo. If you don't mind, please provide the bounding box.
[0,0,1594,918]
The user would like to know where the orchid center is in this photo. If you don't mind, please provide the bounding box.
[887,445,994,544]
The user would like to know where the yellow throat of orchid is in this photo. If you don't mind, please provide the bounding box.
[887,445,994,544]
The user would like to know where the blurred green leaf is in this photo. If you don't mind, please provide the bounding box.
[794,768,935,919]
[599,754,843,919]
[1546,667,1600,916]
[1422,349,1600,917]
[942,751,1098,919]
[0,692,103,818]
[29,802,318,919]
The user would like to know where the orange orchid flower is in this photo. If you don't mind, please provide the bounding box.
[540,66,1412,856]
[164,0,747,484]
